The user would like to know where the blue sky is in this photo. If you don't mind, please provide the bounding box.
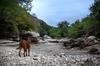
[31,0,94,26]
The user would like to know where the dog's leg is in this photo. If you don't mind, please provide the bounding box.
[24,49,27,57]
[23,50,26,57]
[28,49,30,56]
[19,49,21,57]
[23,52,25,57]
[26,50,28,56]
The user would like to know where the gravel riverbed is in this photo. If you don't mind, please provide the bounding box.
[0,41,100,66]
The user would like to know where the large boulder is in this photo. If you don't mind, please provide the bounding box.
[87,36,96,40]
[63,39,76,49]
[25,31,40,37]
[84,36,97,47]
[43,35,51,39]
[68,38,85,49]
[22,31,39,43]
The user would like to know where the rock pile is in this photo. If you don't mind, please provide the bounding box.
[63,36,100,49]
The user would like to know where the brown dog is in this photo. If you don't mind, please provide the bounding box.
[17,36,32,57]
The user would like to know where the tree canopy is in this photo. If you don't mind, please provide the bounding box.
[0,0,37,39]
[89,0,100,37]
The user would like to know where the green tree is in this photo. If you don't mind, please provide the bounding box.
[90,0,100,37]
[68,20,84,38]
[49,28,61,38]
[81,17,97,36]
[19,0,33,11]
[38,20,52,37]
[57,20,69,37]
[0,0,36,39]
[90,0,100,20]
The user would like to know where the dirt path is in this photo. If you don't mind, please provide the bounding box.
[0,41,100,66]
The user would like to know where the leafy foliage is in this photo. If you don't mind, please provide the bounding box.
[19,0,33,11]
[57,20,69,37]
[90,0,100,20]
[0,0,36,39]
[67,17,97,38]
[89,0,100,37]
[67,0,100,38]
[38,20,69,38]
[49,28,61,38]
[67,20,84,38]
[38,20,52,37]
